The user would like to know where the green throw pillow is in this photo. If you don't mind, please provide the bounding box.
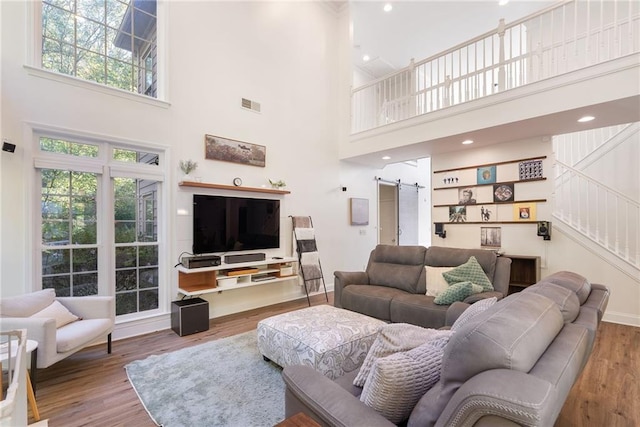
[442,256,494,292]
[434,281,484,305]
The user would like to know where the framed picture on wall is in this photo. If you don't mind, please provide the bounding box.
[519,160,543,180]
[493,183,515,202]
[205,134,266,167]
[350,198,369,225]
[449,205,467,222]
[481,227,502,247]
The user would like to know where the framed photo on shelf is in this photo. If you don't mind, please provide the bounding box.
[205,134,266,167]
[477,166,497,184]
[480,227,501,247]
[519,160,543,180]
[449,205,467,222]
[493,183,515,202]
[513,202,537,221]
[458,187,477,205]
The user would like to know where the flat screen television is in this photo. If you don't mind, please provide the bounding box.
[192,194,280,254]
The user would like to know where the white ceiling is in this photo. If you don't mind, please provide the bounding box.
[352,0,557,79]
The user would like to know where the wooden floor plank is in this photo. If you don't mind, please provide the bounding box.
[29,294,638,427]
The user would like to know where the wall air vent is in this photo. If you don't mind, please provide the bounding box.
[241,98,261,113]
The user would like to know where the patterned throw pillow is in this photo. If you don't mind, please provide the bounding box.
[434,282,483,305]
[451,297,498,331]
[353,323,452,387]
[442,256,494,292]
[425,266,454,297]
[360,335,451,424]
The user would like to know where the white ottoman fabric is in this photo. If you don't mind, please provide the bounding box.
[257,305,386,379]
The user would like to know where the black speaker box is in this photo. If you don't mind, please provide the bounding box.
[224,253,266,264]
[171,298,209,336]
[537,221,551,240]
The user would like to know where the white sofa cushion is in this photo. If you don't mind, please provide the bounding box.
[0,289,56,317]
[425,266,454,297]
[31,300,79,328]
[56,318,112,353]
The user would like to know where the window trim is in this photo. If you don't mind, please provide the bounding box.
[30,124,170,322]
[26,0,170,106]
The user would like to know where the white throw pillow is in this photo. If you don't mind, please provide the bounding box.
[425,266,454,297]
[30,300,79,328]
[353,323,452,387]
[360,335,451,424]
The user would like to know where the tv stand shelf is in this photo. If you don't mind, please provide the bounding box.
[179,181,290,195]
[177,257,298,296]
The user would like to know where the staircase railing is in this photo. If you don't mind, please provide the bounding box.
[553,160,639,269]
[352,0,640,134]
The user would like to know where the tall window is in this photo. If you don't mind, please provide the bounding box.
[41,0,158,97]
[36,134,164,317]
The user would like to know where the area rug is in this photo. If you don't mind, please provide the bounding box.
[124,331,284,427]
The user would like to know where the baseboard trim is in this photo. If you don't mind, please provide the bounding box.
[603,311,640,327]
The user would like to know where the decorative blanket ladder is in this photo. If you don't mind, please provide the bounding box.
[290,216,329,306]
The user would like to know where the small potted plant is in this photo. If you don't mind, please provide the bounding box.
[179,159,198,181]
[269,179,286,189]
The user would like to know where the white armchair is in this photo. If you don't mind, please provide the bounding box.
[0,289,114,370]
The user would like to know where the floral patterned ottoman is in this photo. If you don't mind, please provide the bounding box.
[257,305,386,379]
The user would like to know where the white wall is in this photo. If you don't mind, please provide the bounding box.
[0,2,386,335]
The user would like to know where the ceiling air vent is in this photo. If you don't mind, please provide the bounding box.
[241,98,261,113]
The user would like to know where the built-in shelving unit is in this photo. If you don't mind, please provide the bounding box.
[504,255,541,294]
[177,257,298,296]
[179,181,290,195]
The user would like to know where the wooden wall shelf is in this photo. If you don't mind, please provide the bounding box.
[433,156,547,174]
[441,221,541,225]
[433,198,547,208]
[179,181,290,195]
[433,177,546,191]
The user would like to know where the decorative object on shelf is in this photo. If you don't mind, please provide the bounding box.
[449,205,467,222]
[513,202,537,221]
[493,183,515,202]
[233,177,243,186]
[458,187,477,205]
[480,227,501,247]
[519,160,543,180]
[349,198,369,225]
[179,159,198,181]
[205,134,266,167]
[477,165,497,184]
[443,177,458,185]
[268,179,286,189]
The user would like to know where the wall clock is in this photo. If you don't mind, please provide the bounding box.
[233,177,243,186]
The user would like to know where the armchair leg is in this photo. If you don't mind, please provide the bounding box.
[107,333,112,354]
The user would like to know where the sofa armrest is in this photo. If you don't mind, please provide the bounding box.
[0,317,59,367]
[582,283,609,322]
[491,257,512,296]
[444,302,471,327]
[283,365,395,427]
[434,369,556,427]
[333,271,369,309]
[462,291,504,304]
[57,296,115,321]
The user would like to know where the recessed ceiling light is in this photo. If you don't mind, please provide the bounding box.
[462,139,474,145]
[383,3,393,12]
[498,0,509,5]
[362,54,370,62]
[382,155,391,160]
[578,115,595,123]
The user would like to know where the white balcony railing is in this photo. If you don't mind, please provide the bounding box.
[554,160,640,269]
[352,0,640,134]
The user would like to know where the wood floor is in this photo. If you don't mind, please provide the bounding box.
[31,293,639,427]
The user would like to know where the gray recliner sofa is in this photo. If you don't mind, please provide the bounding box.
[282,271,610,427]
[334,245,512,329]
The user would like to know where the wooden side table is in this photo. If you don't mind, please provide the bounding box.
[275,412,321,427]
